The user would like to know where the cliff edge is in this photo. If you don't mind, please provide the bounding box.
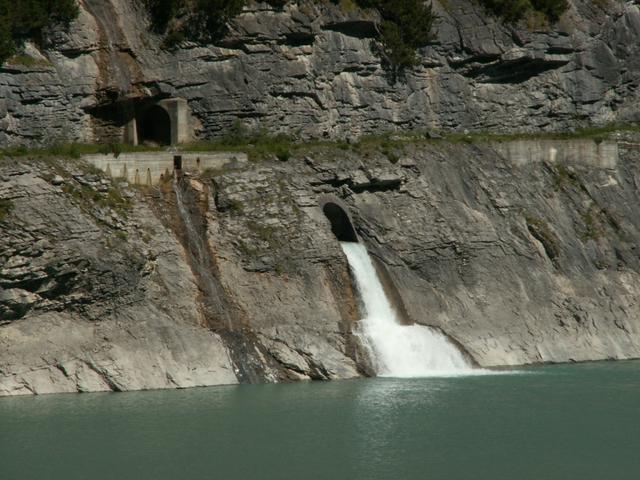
[0,0,639,145]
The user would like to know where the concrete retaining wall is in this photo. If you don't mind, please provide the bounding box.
[493,139,618,168]
[82,151,248,185]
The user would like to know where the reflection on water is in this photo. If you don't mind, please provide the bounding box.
[351,379,447,478]
[1,362,640,480]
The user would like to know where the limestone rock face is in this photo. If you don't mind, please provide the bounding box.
[1,0,639,146]
[2,0,640,396]
[3,137,640,396]
[0,160,239,395]
[200,138,640,369]
[0,157,361,395]
[343,142,640,366]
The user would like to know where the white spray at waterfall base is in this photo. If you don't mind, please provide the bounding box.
[341,242,476,377]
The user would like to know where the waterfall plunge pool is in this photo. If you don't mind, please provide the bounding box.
[2,361,640,480]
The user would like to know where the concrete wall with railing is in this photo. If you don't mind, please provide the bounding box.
[82,151,248,185]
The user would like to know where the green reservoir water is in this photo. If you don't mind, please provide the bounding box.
[1,361,640,480]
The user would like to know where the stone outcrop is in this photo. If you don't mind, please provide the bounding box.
[1,0,639,146]
[0,160,239,394]
[2,0,640,396]
[0,156,361,394]
[2,136,640,395]
[204,137,640,368]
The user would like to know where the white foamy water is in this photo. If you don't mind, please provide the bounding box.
[341,242,477,378]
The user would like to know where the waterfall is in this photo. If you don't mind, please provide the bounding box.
[172,177,282,382]
[341,242,474,377]
[174,177,209,272]
[172,177,233,330]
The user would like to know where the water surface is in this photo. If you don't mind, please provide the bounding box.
[2,361,640,479]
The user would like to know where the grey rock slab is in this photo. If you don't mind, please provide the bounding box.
[2,0,639,146]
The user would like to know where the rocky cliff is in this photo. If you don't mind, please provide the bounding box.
[2,135,640,395]
[0,153,361,394]
[0,0,639,146]
[2,0,640,396]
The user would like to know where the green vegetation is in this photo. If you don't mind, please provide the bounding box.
[0,0,78,64]
[41,156,133,221]
[525,214,559,260]
[63,182,131,216]
[442,122,640,143]
[0,142,163,159]
[228,198,245,215]
[356,0,436,75]
[145,0,436,75]
[146,0,259,45]
[3,122,639,164]
[0,198,13,221]
[378,138,401,163]
[243,218,293,275]
[235,219,282,264]
[181,0,245,41]
[581,206,604,241]
[246,220,280,247]
[4,53,51,67]
[145,0,183,32]
[184,121,293,162]
[550,163,580,191]
[478,0,568,24]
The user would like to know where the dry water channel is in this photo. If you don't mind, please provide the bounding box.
[2,361,640,479]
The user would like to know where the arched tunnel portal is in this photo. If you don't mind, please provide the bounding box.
[137,104,172,146]
[322,202,358,242]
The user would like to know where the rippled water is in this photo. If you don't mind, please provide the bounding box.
[1,361,640,479]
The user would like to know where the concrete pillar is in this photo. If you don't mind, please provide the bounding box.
[125,117,138,146]
[158,98,191,145]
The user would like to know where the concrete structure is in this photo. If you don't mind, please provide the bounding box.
[123,98,194,147]
[82,151,248,185]
[494,139,618,169]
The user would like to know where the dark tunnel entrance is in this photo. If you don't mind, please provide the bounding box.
[138,105,171,145]
[323,202,358,242]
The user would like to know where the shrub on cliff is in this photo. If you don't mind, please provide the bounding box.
[145,0,183,32]
[530,0,568,21]
[147,0,293,43]
[146,0,437,76]
[478,0,568,23]
[190,0,245,40]
[0,198,12,221]
[356,0,436,75]
[0,18,13,62]
[0,0,78,64]
[146,0,245,44]
[264,0,288,8]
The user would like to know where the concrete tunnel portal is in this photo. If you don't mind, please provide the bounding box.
[88,97,193,146]
[137,104,172,146]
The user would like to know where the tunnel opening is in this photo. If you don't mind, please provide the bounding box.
[323,202,358,242]
[137,104,171,145]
